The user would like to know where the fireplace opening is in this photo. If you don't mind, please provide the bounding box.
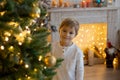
[73,23,107,64]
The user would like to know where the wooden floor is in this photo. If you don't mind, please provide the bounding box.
[84,64,120,80]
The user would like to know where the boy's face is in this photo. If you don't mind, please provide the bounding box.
[59,26,76,46]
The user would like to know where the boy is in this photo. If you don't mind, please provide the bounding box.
[52,18,84,80]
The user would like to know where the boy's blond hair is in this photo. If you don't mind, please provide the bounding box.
[59,18,79,35]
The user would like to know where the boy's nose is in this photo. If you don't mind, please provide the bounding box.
[65,33,71,37]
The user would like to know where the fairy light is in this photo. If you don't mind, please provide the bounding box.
[27,30,31,34]
[34,28,37,31]
[34,68,37,72]
[27,76,31,79]
[0,45,4,50]
[25,74,28,77]
[0,11,6,16]
[41,23,44,26]
[18,78,22,80]
[18,42,22,45]
[32,20,36,24]
[8,22,19,27]
[5,37,9,41]
[25,26,29,29]
[4,32,11,36]
[44,66,47,69]
[20,33,23,37]
[25,64,29,68]
[113,58,118,65]
[17,52,21,55]
[38,56,43,61]
[19,59,23,64]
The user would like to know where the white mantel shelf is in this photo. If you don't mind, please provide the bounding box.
[48,7,119,12]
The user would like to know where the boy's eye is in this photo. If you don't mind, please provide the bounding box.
[70,32,73,34]
[63,30,66,32]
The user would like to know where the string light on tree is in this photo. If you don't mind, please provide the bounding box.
[4,37,9,42]
[0,11,6,16]
[34,68,38,72]
[0,45,4,50]
[25,64,29,68]
[4,31,11,36]
[18,42,22,45]
[38,55,43,61]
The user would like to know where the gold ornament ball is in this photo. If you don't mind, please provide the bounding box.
[30,13,40,18]
[44,55,56,67]
[29,7,41,18]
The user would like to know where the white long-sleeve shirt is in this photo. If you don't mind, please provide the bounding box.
[52,42,84,80]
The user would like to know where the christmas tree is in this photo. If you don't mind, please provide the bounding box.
[0,0,62,80]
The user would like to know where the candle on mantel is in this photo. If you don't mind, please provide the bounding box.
[64,2,70,7]
[51,0,57,7]
[81,0,87,8]
[86,0,92,7]
[59,0,63,7]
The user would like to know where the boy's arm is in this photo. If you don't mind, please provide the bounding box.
[76,51,84,80]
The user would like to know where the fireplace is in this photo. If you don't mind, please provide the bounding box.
[48,7,118,64]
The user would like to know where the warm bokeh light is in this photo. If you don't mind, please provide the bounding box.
[0,45,4,50]
[25,64,29,68]
[73,23,107,58]
[38,55,43,61]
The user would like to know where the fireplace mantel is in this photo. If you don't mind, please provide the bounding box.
[48,7,118,12]
[48,7,119,47]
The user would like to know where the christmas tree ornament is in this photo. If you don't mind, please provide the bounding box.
[29,7,41,18]
[44,55,56,67]
[8,46,14,52]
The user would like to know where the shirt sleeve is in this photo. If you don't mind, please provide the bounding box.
[76,49,84,80]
